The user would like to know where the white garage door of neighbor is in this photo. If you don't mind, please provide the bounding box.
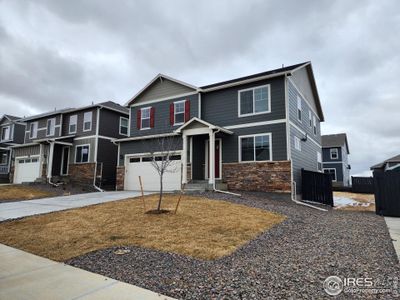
[124,155,182,191]
[14,157,40,184]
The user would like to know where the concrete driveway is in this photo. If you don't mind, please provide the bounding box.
[0,191,145,221]
[385,217,400,261]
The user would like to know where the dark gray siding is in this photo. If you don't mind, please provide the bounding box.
[25,114,62,143]
[13,145,41,157]
[322,147,343,162]
[69,137,96,163]
[13,123,26,144]
[62,109,98,137]
[129,94,199,137]
[290,67,318,114]
[322,162,344,182]
[119,136,183,165]
[97,138,119,187]
[99,109,128,139]
[201,76,286,127]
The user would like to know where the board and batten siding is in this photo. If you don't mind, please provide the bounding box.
[62,109,98,137]
[201,76,286,127]
[13,145,41,157]
[129,94,199,137]
[69,137,96,164]
[99,109,128,139]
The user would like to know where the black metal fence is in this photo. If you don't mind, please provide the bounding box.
[301,169,334,206]
[351,176,374,194]
[374,171,400,217]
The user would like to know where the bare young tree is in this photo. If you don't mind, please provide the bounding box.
[148,136,181,212]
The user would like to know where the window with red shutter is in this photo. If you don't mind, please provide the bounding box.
[150,107,155,128]
[170,103,174,125]
[185,99,190,122]
[136,109,141,129]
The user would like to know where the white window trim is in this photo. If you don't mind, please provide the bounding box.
[0,153,7,165]
[294,136,301,151]
[309,110,312,127]
[323,168,337,182]
[74,144,90,164]
[29,122,38,139]
[238,84,271,117]
[69,115,77,134]
[60,146,70,175]
[1,126,10,141]
[204,138,222,180]
[140,107,151,130]
[313,115,317,135]
[330,148,339,160]
[119,117,129,136]
[46,118,56,137]
[174,100,186,126]
[83,111,92,132]
[317,151,322,172]
[297,95,302,122]
[238,132,273,163]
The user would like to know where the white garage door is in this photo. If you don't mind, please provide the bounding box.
[124,155,182,191]
[14,157,40,184]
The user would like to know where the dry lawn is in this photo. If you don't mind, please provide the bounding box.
[0,194,285,261]
[0,185,56,201]
[334,192,375,212]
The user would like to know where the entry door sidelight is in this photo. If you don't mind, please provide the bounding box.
[61,146,69,175]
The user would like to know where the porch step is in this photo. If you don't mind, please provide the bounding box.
[184,181,228,192]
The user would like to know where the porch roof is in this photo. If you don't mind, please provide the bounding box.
[174,117,233,135]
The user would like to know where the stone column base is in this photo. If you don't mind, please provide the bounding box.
[116,166,125,191]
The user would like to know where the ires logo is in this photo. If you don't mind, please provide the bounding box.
[324,276,373,296]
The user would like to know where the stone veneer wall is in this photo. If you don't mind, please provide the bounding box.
[116,166,125,191]
[223,161,291,193]
[68,163,96,185]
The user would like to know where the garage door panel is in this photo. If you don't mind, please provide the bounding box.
[14,158,40,184]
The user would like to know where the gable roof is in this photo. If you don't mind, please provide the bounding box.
[322,133,350,154]
[371,154,400,170]
[0,114,22,124]
[21,107,75,122]
[174,117,233,135]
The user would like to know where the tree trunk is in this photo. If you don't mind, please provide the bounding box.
[157,173,163,211]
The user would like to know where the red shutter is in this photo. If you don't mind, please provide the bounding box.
[185,99,190,122]
[170,103,174,125]
[136,109,141,129]
[150,107,155,128]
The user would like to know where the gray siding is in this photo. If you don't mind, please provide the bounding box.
[119,136,183,166]
[13,123,26,144]
[322,147,343,162]
[322,162,344,182]
[97,137,119,187]
[133,78,195,105]
[62,109,98,137]
[69,138,96,164]
[290,67,318,114]
[129,94,199,137]
[13,145,41,157]
[99,109,128,139]
[201,76,286,127]
[25,114,62,143]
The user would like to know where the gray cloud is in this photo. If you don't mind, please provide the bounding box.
[0,0,399,176]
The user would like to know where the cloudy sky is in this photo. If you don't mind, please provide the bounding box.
[0,0,399,175]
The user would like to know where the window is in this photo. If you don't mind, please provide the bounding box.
[297,96,302,121]
[239,85,270,116]
[29,122,38,139]
[75,145,90,163]
[323,168,337,182]
[1,126,10,141]
[239,134,271,162]
[309,111,312,127]
[129,157,140,163]
[313,115,317,135]
[141,107,151,129]
[46,118,56,136]
[0,153,7,164]
[317,151,322,171]
[83,112,92,131]
[294,136,301,151]
[174,101,185,125]
[330,148,338,160]
[69,115,77,133]
[120,117,128,135]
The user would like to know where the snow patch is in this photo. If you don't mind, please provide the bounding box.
[334,197,370,208]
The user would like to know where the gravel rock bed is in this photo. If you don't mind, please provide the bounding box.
[66,192,399,299]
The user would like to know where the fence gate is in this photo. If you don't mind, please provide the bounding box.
[351,176,374,193]
[301,169,334,206]
[374,171,400,217]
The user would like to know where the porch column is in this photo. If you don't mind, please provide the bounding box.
[47,142,54,179]
[208,129,215,185]
[182,134,188,184]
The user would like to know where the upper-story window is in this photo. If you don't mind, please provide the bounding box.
[0,153,7,164]
[29,122,38,139]
[313,115,317,135]
[309,111,312,127]
[119,117,128,135]
[69,115,77,134]
[141,107,151,129]
[239,133,271,162]
[137,107,154,130]
[330,148,338,160]
[1,126,10,141]
[238,85,270,117]
[174,100,185,125]
[83,112,92,131]
[297,96,302,121]
[46,118,56,136]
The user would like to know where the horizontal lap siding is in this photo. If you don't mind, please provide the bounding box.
[322,162,344,182]
[129,94,198,137]
[97,138,118,186]
[25,114,62,143]
[323,147,343,162]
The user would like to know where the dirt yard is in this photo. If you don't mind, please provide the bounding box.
[334,191,375,212]
[0,194,285,261]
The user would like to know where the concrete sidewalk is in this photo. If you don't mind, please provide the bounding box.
[0,244,173,300]
[0,191,146,221]
[385,217,400,261]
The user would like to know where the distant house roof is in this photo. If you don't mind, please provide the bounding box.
[21,108,75,122]
[0,114,22,123]
[322,133,350,154]
[371,154,400,170]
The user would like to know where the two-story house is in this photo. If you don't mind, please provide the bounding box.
[11,102,128,189]
[321,133,351,186]
[0,115,25,183]
[371,154,400,172]
[116,62,325,195]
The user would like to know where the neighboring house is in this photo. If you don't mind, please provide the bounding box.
[10,102,128,189]
[116,61,325,194]
[0,115,25,183]
[321,133,351,186]
[370,154,400,172]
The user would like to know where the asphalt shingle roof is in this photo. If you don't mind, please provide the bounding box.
[321,133,350,154]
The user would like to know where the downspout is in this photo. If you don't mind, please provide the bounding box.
[93,107,104,192]
[211,128,241,197]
